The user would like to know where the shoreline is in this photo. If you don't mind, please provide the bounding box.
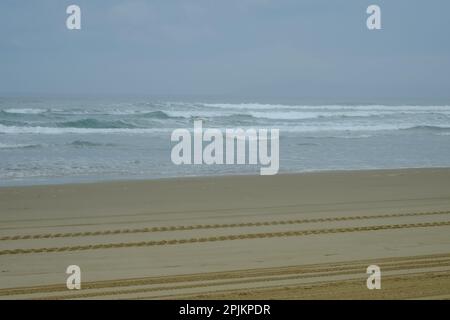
[2,165,450,189]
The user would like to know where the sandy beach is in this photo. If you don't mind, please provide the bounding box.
[1,168,450,299]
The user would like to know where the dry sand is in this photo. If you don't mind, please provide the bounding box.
[0,168,449,299]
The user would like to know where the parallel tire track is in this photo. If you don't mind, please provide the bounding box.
[42,270,450,300]
[1,253,450,299]
[2,210,449,241]
[163,271,450,301]
[1,220,449,256]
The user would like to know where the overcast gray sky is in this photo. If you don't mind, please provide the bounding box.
[1,0,449,102]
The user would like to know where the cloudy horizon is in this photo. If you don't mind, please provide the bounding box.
[1,0,449,103]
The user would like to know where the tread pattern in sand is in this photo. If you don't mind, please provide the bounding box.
[1,220,450,256]
[2,210,449,241]
[1,253,450,299]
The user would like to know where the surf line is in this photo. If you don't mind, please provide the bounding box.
[171,120,279,175]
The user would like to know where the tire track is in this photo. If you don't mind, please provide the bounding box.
[2,210,449,241]
[162,271,450,301]
[42,269,450,300]
[2,253,449,297]
[1,220,449,256]
[2,254,450,299]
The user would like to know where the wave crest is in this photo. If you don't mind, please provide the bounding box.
[58,119,138,129]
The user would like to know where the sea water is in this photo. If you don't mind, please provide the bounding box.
[1,97,450,186]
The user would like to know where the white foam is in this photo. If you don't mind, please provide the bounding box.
[279,123,414,133]
[201,103,450,112]
[203,103,300,110]
[248,110,402,120]
[0,143,41,149]
[3,108,47,114]
[0,124,170,135]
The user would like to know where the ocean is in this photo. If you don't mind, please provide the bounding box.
[1,97,450,186]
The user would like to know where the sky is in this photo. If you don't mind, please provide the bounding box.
[0,0,449,103]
